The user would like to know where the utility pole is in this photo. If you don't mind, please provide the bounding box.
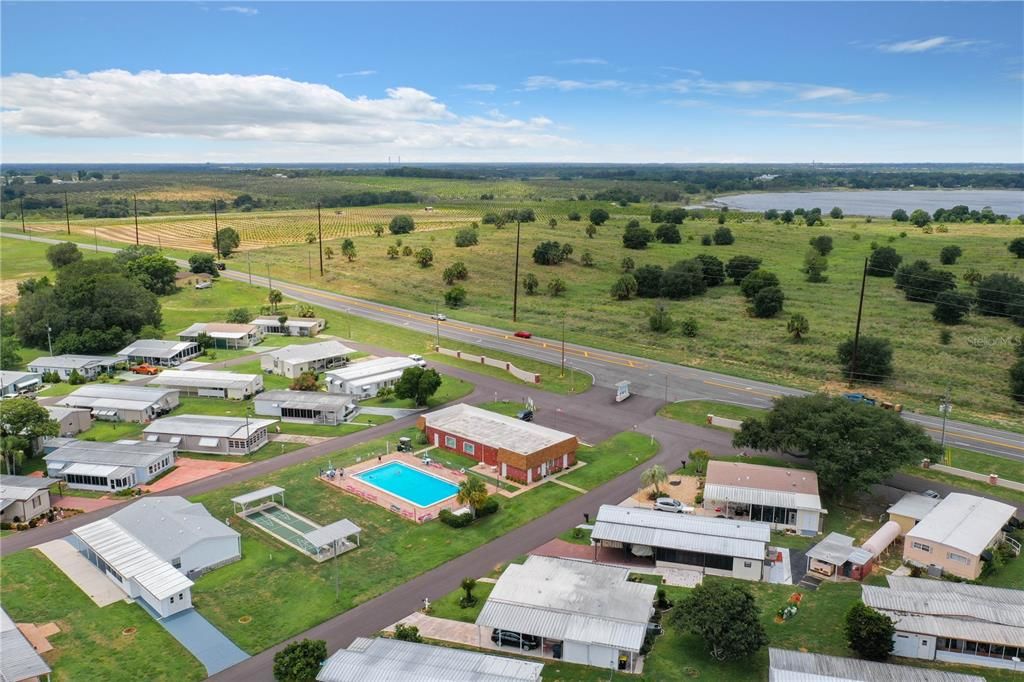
[939,384,952,450]
[317,202,324,276]
[512,213,522,322]
[307,249,312,280]
[212,201,220,257]
[435,303,441,348]
[266,265,273,292]
[247,251,253,285]
[849,257,868,386]
[19,197,25,233]
[64,191,71,235]
[133,193,140,245]
[560,315,566,378]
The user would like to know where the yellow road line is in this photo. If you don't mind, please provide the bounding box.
[702,379,781,400]
[923,427,1024,452]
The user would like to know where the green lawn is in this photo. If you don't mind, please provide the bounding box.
[906,446,1024,505]
[558,432,660,490]
[359,374,474,408]
[188,427,580,653]
[558,527,593,546]
[0,549,206,682]
[477,400,528,417]
[429,582,495,623]
[658,400,766,429]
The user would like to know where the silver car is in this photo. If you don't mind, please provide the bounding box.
[653,497,694,514]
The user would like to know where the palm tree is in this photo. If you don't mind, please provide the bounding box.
[268,288,283,311]
[456,477,488,519]
[787,313,810,342]
[460,577,477,606]
[641,464,668,496]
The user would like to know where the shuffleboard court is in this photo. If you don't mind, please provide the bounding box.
[246,505,318,554]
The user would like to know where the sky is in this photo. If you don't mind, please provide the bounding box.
[1,1,1022,164]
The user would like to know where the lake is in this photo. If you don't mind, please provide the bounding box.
[715,190,1024,217]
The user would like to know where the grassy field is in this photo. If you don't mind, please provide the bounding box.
[429,581,495,624]
[558,432,660,490]
[359,374,474,408]
[0,549,206,682]
[658,400,766,428]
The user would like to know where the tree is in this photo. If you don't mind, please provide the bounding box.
[809,235,833,256]
[660,260,707,299]
[415,248,434,268]
[0,320,21,371]
[655,223,682,244]
[649,304,674,333]
[532,241,567,265]
[725,255,762,285]
[867,246,901,277]
[734,394,939,495]
[289,370,320,391]
[444,286,467,308]
[910,209,931,228]
[460,577,478,607]
[589,208,609,225]
[962,268,982,287]
[803,208,823,226]
[580,251,595,267]
[625,219,640,229]
[394,366,442,406]
[787,313,809,341]
[845,603,895,661]
[394,623,423,643]
[372,224,385,237]
[272,638,326,682]
[739,270,779,299]
[1009,237,1024,259]
[712,226,735,245]
[689,449,710,474]
[585,224,597,239]
[640,464,667,496]
[0,398,57,474]
[932,290,972,325]
[693,254,726,287]
[975,273,1024,319]
[226,308,251,324]
[522,273,539,295]
[1011,359,1024,404]
[323,246,335,260]
[829,206,844,219]
[188,254,219,277]
[442,261,469,285]
[837,336,893,381]
[611,275,638,300]
[34,175,53,184]
[895,260,956,303]
[751,286,785,318]
[567,210,581,221]
[548,218,557,229]
[305,233,317,245]
[669,581,767,662]
[547,278,567,297]
[386,244,400,259]
[763,209,779,221]
[780,210,794,224]
[194,331,215,352]
[341,239,356,261]
[213,227,241,257]
[268,288,283,311]
[680,317,699,337]
[46,242,83,269]
[939,245,962,265]
[634,265,664,298]
[622,226,654,249]
[454,228,478,247]
[620,256,635,273]
[456,477,488,518]
[389,215,415,234]
[124,254,178,295]
[891,208,909,222]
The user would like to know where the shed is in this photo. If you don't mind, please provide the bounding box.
[44,406,93,436]
[805,532,874,582]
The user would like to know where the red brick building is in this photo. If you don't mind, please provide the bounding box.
[417,403,578,484]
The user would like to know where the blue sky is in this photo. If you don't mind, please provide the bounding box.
[2,1,1022,163]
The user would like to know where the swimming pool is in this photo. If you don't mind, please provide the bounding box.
[355,461,459,508]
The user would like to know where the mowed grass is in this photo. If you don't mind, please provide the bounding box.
[558,431,660,490]
[238,211,1023,430]
[658,400,766,428]
[359,374,474,408]
[0,549,206,682]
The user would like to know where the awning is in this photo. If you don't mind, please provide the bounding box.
[197,437,220,447]
[62,463,132,479]
[145,435,158,441]
[169,436,182,445]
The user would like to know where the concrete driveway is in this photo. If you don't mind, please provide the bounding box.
[34,538,126,607]
[138,603,249,676]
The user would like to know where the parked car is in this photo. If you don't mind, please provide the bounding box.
[131,364,161,376]
[195,281,212,289]
[513,330,532,339]
[646,622,664,636]
[922,489,941,499]
[517,409,534,422]
[431,313,447,321]
[491,629,541,650]
[408,354,427,368]
[653,497,694,514]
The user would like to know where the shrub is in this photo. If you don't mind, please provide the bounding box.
[634,265,664,298]
[589,208,610,225]
[932,290,972,325]
[567,210,581,221]
[804,249,829,283]
[660,260,707,299]
[580,251,595,267]
[547,278,567,297]
[939,245,962,264]
[680,317,699,337]
[444,286,467,308]
[939,329,953,345]
[867,246,902,277]
[809,235,833,256]
[693,254,725,287]
[439,508,473,528]
[389,215,415,234]
[226,307,251,323]
[625,218,640,229]
[454,228,478,247]
[67,369,86,385]
[649,304,674,333]
[725,255,762,285]
[401,245,413,257]
[415,248,434,267]
[442,261,469,285]
[47,242,83,269]
[477,495,500,517]
[655,223,682,244]
[521,273,539,295]
[700,234,712,246]
[623,226,654,250]
[585,224,597,239]
[394,623,424,642]
[1010,359,1024,404]
[787,313,810,341]
[712,226,734,245]
[1009,237,1024,258]
[751,286,785,318]
[621,256,635,273]
[533,240,569,265]
[739,270,780,299]
[837,336,894,381]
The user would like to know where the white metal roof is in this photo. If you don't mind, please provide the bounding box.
[0,371,42,389]
[149,369,260,391]
[109,496,239,561]
[317,637,544,682]
[885,493,941,521]
[421,403,576,455]
[905,493,1015,556]
[27,354,119,370]
[44,439,176,468]
[266,341,354,364]
[703,483,823,512]
[0,475,58,503]
[768,648,984,682]
[591,504,770,560]
[178,322,257,340]
[252,315,324,328]
[1,607,52,682]
[57,384,178,411]
[73,517,193,600]
[44,405,92,421]
[62,462,133,479]
[476,556,655,652]
[805,532,871,566]
[326,356,417,382]
[143,415,277,439]
[304,519,362,548]
[255,390,355,410]
[230,486,285,506]
[117,339,199,359]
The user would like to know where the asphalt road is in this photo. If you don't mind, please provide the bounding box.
[5,232,1021,460]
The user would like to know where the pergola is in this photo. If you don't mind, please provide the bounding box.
[304,518,362,560]
[230,485,285,515]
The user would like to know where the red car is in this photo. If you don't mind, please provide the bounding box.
[513,330,532,339]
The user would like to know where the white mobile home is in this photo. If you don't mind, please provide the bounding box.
[148,369,263,400]
[178,322,263,349]
[0,475,58,524]
[260,340,355,378]
[44,406,93,436]
[117,339,201,367]
[143,415,277,455]
[44,440,176,491]
[27,354,120,380]
[253,390,357,425]
[768,647,985,682]
[325,356,417,398]
[251,315,326,337]
[703,460,826,536]
[0,371,42,397]
[56,385,179,422]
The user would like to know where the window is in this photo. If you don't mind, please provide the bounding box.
[946,552,970,565]
[463,442,475,455]
[444,435,457,449]
[178,593,184,600]
[171,558,181,568]
[911,542,931,553]
[743,561,752,568]
[170,596,174,604]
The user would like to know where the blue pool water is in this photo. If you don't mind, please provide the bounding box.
[355,461,459,507]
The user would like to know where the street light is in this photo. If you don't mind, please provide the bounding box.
[939,386,952,449]
[46,326,53,356]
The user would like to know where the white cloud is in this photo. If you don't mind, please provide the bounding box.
[523,75,633,91]
[796,86,888,103]
[461,83,498,92]
[877,36,981,53]
[743,109,935,129]
[337,70,376,78]
[558,57,607,65]
[0,70,570,152]
[666,78,887,103]
[220,6,258,15]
